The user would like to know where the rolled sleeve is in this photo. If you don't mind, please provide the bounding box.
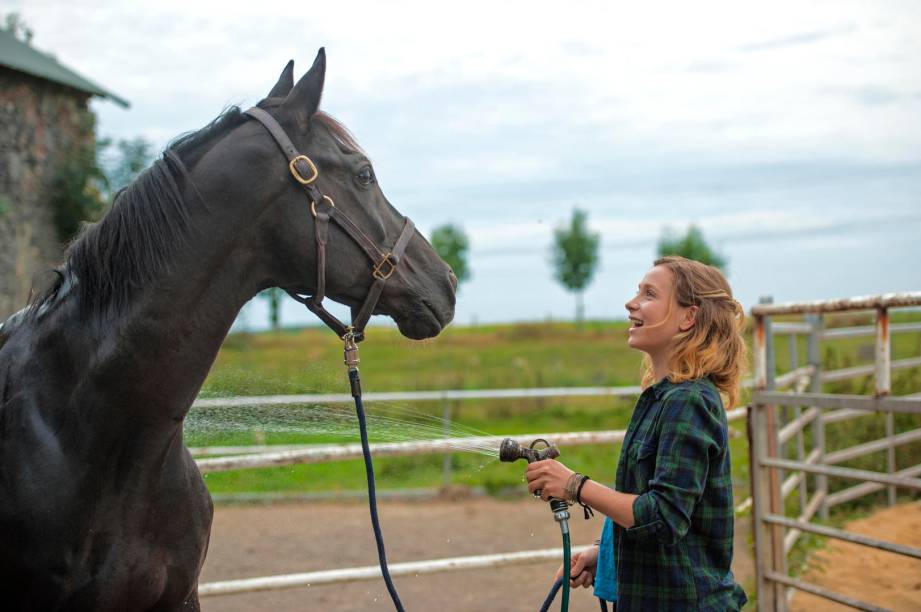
[624,386,722,545]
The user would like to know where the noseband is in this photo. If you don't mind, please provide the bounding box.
[243,107,415,344]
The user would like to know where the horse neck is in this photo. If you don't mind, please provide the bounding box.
[72,167,269,429]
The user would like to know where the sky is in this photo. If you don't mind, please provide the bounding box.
[8,0,921,329]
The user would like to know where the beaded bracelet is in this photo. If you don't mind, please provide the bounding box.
[564,472,583,503]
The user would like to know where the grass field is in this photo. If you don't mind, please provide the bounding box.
[190,312,921,504]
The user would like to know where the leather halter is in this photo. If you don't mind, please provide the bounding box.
[243,107,415,343]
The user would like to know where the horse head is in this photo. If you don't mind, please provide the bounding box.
[184,49,456,340]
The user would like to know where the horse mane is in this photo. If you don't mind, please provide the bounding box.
[29,107,249,319]
[30,153,195,318]
[28,104,361,320]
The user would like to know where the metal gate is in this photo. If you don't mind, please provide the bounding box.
[749,292,921,611]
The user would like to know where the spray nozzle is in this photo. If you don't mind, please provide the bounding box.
[498,438,560,464]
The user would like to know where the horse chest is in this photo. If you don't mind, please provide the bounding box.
[0,403,211,611]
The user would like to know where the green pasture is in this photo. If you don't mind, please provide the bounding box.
[191,312,921,506]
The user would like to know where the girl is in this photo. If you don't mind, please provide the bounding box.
[525,255,748,611]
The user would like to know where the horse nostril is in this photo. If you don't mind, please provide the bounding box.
[447,270,458,291]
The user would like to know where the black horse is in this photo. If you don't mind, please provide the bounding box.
[0,49,456,611]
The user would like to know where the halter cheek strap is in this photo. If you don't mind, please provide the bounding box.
[243,106,415,341]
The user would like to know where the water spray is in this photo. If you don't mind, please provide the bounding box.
[342,333,581,612]
[499,438,573,612]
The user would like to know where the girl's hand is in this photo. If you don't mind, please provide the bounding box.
[554,545,599,589]
[525,459,574,501]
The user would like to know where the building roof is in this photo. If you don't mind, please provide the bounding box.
[0,29,129,108]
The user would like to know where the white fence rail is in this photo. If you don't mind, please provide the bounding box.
[200,545,592,597]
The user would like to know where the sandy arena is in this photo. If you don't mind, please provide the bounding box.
[201,497,921,611]
[200,496,754,612]
[790,501,921,611]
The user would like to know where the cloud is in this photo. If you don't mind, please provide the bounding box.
[736,25,858,53]
[821,85,907,106]
[8,0,921,324]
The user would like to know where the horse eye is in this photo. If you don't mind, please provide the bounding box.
[356,165,375,186]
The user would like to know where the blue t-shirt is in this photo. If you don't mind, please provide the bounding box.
[593,516,617,602]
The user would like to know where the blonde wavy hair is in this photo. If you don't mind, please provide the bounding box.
[640,256,747,408]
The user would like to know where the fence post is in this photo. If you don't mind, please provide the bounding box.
[442,397,453,488]
[876,307,896,506]
[752,310,786,611]
[789,331,807,519]
[807,313,828,520]
[761,297,782,483]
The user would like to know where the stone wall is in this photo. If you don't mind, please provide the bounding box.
[0,67,94,319]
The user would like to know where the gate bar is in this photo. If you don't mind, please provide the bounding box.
[754,392,921,413]
[750,291,921,315]
[759,457,921,490]
[763,514,921,560]
[764,572,890,612]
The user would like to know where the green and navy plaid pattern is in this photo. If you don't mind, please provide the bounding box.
[613,377,747,611]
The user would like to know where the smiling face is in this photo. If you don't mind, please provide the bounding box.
[624,265,696,364]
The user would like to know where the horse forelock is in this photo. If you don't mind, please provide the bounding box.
[312,112,365,156]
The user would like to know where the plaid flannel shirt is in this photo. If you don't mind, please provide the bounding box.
[613,377,747,611]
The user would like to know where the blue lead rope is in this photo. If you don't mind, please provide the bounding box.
[352,363,609,612]
[351,368,406,612]
[540,577,564,612]
[541,575,611,611]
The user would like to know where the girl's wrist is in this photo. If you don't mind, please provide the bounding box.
[564,472,595,519]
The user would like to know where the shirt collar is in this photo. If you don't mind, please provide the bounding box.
[649,377,673,400]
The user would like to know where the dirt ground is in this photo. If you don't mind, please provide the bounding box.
[790,501,921,612]
[200,495,754,612]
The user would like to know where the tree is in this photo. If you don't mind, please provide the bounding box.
[99,136,154,197]
[48,134,155,242]
[49,129,107,242]
[551,208,600,325]
[656,224,727,271]
[430,223,470,290]
[259,288,283,330]
[3,13,34,44]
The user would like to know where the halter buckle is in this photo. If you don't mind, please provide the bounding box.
[373,253,396,280]
[289,155,319,185]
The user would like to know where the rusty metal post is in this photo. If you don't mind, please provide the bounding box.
[761,297,782,483]
[750,313,772,612]
[789,332,807,517]
[876,307,896,505]
[807,313,829,520]
[875,307,891,397]
[752,311,786,610]
[762,297,777,388]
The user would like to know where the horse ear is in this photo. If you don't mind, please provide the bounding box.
[285,48,326,118]
[267,60,295,98]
